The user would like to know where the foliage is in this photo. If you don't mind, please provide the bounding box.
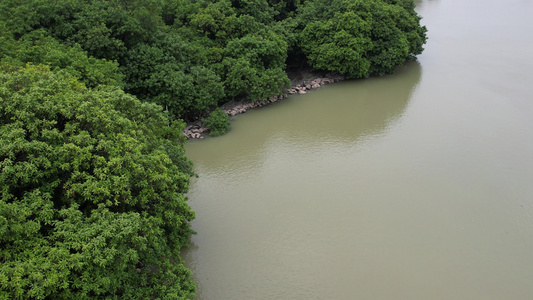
[1,0,427,119]
[221,30,290,100]
[0,65,195,299]
[297,0,427,77]
[203,108,231,136]
[1,29,122,88]
[298,7,374,78]
[188,0,240,43]
[121,34,225,121]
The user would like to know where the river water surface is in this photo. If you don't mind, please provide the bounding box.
[182,0,533,298]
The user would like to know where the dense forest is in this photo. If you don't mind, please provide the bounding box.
[0,0,426,298]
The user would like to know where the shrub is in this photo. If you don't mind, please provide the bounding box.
[0,65,196,299]
[203,108,231,136]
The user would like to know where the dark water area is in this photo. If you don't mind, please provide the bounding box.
[183,0,533,298]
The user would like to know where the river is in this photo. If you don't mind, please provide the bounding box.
[182,0,533,298]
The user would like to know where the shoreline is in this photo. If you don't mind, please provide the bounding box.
[183,71,345,139]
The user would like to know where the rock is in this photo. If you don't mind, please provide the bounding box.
[312,79,322,85]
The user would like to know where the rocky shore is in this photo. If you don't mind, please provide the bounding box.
[183,72,345,139]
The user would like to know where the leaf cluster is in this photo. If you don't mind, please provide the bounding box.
[202,108,231,136]
[297,0,428,77]
[0,0,426,121]
[0,65,195,299]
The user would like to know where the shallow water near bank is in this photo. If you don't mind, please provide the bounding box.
[182,0,533,298]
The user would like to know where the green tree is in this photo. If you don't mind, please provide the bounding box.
[297,0,427,77]
[230,0,277,24]
[299,8,374,78]
[0,65,195,299]
[221,30,290,101]
[0,0,427,125]
[121,34,225,121]
[203,108,231,136]
[1,29,122,88]
[189,0,240,43]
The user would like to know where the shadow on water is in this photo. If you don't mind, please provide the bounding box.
[269,60,422,144]
[186,61,421,174]
[183,61,422,299]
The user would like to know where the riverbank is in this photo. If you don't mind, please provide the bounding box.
[183,71,345,139]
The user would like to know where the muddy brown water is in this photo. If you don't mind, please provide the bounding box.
[182,0,533,298]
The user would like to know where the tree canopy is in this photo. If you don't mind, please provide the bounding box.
[0,65,195,299]
[0,0,426,121]
[297,0,427,77]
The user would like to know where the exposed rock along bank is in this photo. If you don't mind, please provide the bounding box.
[183,72,345,139]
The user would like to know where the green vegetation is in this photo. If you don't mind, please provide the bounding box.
[0,0,426,122]
[0,65,195,299]
[203,108,231,136]
[297,0,427,77]
[0,0,426,298]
